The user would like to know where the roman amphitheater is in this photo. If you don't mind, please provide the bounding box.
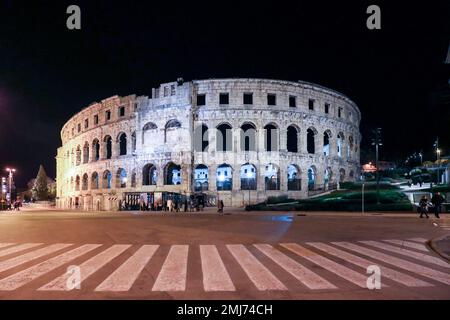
[56,78,361,211]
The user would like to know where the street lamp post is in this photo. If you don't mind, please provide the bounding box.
[371,128,382,205]
[5,168,16,205]
[434,137,440,185]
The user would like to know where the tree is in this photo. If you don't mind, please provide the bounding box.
[32,165,49,201]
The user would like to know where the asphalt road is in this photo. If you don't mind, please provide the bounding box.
[0,209,448,300]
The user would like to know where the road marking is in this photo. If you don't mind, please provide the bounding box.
[0,244,16,250]
[0,243,43,258]
[0,244,101,290]
[0,244,72,273]
[152,245,188,291]
[227,244,286,291]
[39,244,130,291]
[360,241,450,269]
[407,238,428,243]
[254,244,336,290]
[96,245,159,292]
[307,242,431,287]
[333,242,450,285]
[280,243,370,288]
[383,239,429,253]
[200,245,235,292]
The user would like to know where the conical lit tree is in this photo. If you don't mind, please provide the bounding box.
[32,165,49,201]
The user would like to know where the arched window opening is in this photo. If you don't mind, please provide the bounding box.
[75,175,81,191]
[323,130,331,156]
[131,170,137,188]
[287,126,298,153]
[131,132,136,153]
[240,123,256,152]
[82,174,88,190]
[348,136,354,158]
[308,167,316,191]
[102,170,112,189]
[142,122,157,145]
[165,162,181,185]
[217,164,232,191]
[307,128,316,154]
[118,133,127,156]
[264,124,278,151]
[240,163,257,190]
[194,164,209,191]
[116,168,127,188]
[76,146,81,166]
[287,165,301,190]
[142,164,157,186]
[337,133,344,158]
[104,136,112,159]
[93,139,100,161]
[216,123,232,152]
[265,163,280,190]
[83,143,89,164]
[194,124,209,152]
[91,172,99,190]
[164,119,181,143]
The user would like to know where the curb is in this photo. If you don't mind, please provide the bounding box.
[428,234,450,263]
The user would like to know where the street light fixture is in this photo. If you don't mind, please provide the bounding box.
[371,128,382,205]
[5,168,16,205]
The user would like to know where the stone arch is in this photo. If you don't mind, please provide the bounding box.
[142,122,158,145]
[103,135,112,159]
[307,127,318,154]
[240,163,257,190]
[337,132,344,158]
[240,122,257,152]
[287,164,301,190]
[265,163,280,190]
[116,168,127,188]
[92,139,100,161]
[194,164,209,191]
[164,119,182,143]
[194,123,209,152]
[91,172,99,189]
[117,132,127,156]
[264,123,279,151]
[216,123,232,152]
[287,125,299,153]
[82,173,89,191]
[75,175,81,191]
[308,165,317,190]
[217,164,233,191]
[142,163,158,186]
[102,170,112,189]
[76,145,81,166]
[83,142,90,164]
[323,130,332,156]
[348,135,354,158]
[164,162,181,185]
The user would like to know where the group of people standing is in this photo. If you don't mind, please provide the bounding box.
[418,192,445,218]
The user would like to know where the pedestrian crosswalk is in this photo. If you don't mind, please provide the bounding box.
[0,239,447,294]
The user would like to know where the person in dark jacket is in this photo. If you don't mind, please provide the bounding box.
[418,196,429,218]
[431,192,444,218]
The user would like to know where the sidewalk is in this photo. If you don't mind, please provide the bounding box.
[430,234,450,262]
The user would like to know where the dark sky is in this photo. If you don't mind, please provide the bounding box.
[0,0,449,187]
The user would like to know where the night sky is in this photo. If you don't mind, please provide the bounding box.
[1,0,449,187]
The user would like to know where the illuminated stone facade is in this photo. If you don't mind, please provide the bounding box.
[56,78,361,210]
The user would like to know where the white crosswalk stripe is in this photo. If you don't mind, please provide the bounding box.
[407,238,428,243]
[360,241,450,269]
[152,245,188,291]
[96,245,159,292]
[0,244,72,273]
[0,243,43,258]
[254,244,336,290]
[200,245,235,292]
[383,239,429,252]
[333,242,450,285]
[227,244,286,290]
[281,243,372,288]
[0,239,446,293]
[39,245,130,291]
[307,242,431,287]
[0,244,101,290]
[0,244,16,250]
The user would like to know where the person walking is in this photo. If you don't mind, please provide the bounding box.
[418,195,429,218]
[431,192,444,219]
[167,199,174,212]
[217,199,224,213]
